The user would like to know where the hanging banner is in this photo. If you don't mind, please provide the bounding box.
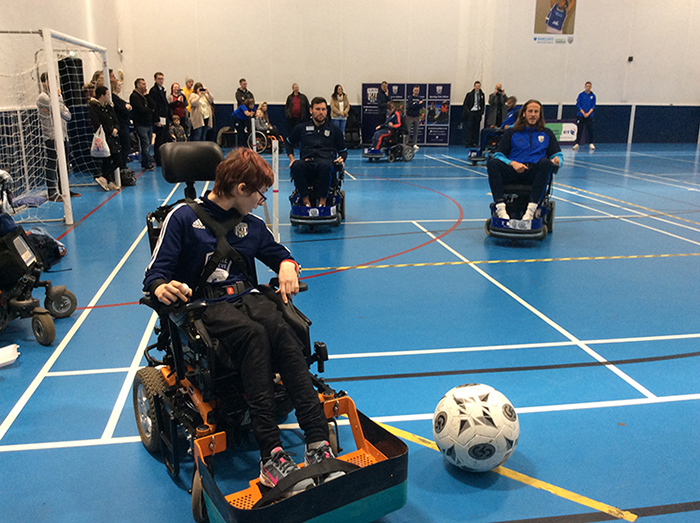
[534,0,577,44]
[425,84,451,145]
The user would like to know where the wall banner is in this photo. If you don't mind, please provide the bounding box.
[361,83,451,145]
[534,0,577,44]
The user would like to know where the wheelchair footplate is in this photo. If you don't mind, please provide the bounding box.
[289,193,343,227]
[486,205,550,241]
[193,395,408,523]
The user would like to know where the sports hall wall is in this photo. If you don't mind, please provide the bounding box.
[2,0,699,144]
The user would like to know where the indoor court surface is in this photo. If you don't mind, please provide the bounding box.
[1,144,699,523]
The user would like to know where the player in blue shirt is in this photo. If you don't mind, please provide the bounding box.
[572,81,596,151]
[487,100,563,221]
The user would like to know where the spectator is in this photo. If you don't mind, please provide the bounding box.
[258,101,271,125]
[405,85,424,148]
[149,72,171,166]
[377,81,390,125]
[169,115,187,142]
[284,83,309,132]
[487,83,508,128]
[168,82,189,136]
[232,98,256,145]
[129,77,156,171]
[111,79,134,175]
[37,72,80,200]
[88,85,122,191]
[235,78,254,108]
[285,97,347,207]
[189,82,214,142]
[572,81,596,151]
[501,97,520,129]
[486,100,563,220]
[255,108,283,143]
[330,85,350,135]
[182,76,194,136]
[461,81,485,147]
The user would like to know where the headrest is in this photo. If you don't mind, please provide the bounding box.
[160,142,225,184]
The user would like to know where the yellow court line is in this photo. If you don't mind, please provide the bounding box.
[376,422,638,522]
[556,182,700,226]
[301,252,700,273]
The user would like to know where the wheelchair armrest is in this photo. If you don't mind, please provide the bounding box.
[139,295,208,317]
[268,277,308,293]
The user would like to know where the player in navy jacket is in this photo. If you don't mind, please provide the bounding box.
[144,148,340,494]
[285,96,347,207]
[573,81,596,151]
[487,100,563,220]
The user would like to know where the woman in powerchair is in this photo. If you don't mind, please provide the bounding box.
[143,147,342,496]
[486,99,563,220]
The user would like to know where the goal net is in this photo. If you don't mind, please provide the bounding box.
[0,29,110,225]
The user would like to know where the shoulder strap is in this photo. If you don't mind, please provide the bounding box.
[186,201,256,291]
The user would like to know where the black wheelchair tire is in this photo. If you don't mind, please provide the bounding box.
[45,289,77,319]
[386,152,395,163]
[192,469,209,523]
[546,201,555,232]
[133,367,168,453]
[403,146,415,162]
[32,313,55,346]
[484,219,492,236]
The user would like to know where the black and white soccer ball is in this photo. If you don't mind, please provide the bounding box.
[432,383,519,472]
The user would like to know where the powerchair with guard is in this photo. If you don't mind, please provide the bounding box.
[362,119,415,163]
[134,142,408,523]
[289,161,345,231]
[485,163,558,242]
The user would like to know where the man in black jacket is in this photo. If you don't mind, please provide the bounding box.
[149,72,171,166]
[284,83,309,133]
[130,78,156,170]
[235,78,255,108]
[461,81,485,147]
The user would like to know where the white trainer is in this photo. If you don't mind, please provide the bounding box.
[572,144,579,151]
[495,202,510,220]
[589,144,595,150]
[95,177,109,191]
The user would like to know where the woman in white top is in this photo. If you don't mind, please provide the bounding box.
[189,82,214,141]
[330,84,350,135]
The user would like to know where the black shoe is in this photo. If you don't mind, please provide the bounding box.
[70,191,81,197]
[47,193,62,202]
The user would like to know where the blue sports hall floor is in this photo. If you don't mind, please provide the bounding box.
[1,143,699,522]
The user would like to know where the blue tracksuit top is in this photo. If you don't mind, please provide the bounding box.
[285,117,348,162]
[143,192,293,295]
[232,103,254,121]
[501,106,520,128]
[546,5,567,31]
[576,91,596,116]
[494,126,563,166]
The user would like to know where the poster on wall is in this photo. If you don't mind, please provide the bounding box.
[533,0,577,44]
[425,84,451,145]
[361,83,450,145]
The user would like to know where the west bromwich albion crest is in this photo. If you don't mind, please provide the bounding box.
[324,130,330,137]
[538,135,544,143]
[235,223,248,238]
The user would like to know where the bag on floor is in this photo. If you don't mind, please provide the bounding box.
[25,227,66,269]
[120,169,136,187]
[90,125,111,158]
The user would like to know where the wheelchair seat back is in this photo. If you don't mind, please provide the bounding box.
[160,141,224,184]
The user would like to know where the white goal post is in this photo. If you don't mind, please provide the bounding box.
[0,28,111,225]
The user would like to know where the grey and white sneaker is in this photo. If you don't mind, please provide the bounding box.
[305,440,345,484]
[259,447,315,497]
[95,176,109,191]
[107,182,120,191]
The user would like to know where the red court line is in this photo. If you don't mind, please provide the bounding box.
[302,176,464,280]
[75,301,140,311]
[56,170,146,241]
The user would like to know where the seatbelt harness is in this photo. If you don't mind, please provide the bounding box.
[186,201,257,294]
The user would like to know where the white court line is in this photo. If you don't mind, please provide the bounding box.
[425,154,486,176]
[344,170,357,180]
[0,226,151,442]
[556,192,700,246]
[0,184,181,443]
[101,311,158,440]
[47,368,131,377]
[3,392,698,453]
[330,332,700,360]
[411,221,657,399]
